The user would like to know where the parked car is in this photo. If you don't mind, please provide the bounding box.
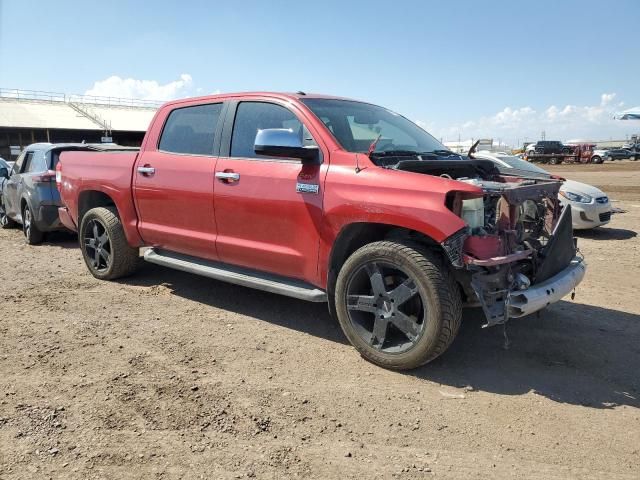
[0,157,15,171]
[473,151,612,229]
[0,158,11,225]
[0,143,135,242]
[0,157,12,186]
[525,141,574,164]
[528,140,572,155]
[606,148,636,161]
[56,92,586,370]
[591,148,636,162]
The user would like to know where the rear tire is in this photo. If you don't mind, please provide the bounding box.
[22,204,44,245]
[79,206,139,280]
[335,240,462,370]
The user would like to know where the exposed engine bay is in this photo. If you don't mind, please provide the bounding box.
[389,157,583,327]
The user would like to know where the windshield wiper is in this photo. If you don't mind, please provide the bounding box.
[369,149,422,157]
[372,149,460,158]
[421,149,460,157]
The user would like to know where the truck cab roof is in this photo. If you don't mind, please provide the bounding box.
[160,91,369,109]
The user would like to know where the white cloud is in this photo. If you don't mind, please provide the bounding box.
[84,74,194,100]
[600,92,616,106]
[423,93,637,146]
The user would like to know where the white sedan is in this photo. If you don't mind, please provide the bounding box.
[473,151,612,230]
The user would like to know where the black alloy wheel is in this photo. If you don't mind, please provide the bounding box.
[83,218,112,273]
[335,240,462,370]
[345,261,426,354]
[79,206,140,280]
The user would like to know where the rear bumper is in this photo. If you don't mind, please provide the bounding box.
[58,207,77,232]
[508,258,586,318]
[35,204,65,231]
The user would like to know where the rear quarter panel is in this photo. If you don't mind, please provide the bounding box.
[58,151,143,245]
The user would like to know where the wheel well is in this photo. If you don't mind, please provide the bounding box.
[326,223,442,313]
[78,191,116,223]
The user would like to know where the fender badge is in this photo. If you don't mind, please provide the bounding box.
[296,182,319,194]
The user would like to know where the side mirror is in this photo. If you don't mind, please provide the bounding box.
[254,128,320,164]
[0,167,8,179]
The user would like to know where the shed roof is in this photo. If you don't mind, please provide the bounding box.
[0,98,99,130]
[78,104,155,131]
[0,98,156,131]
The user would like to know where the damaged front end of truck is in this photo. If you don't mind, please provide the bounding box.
[395,158,586,327]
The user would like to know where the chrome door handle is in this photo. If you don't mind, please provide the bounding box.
[215,171,240,182]
[137,166,155,175]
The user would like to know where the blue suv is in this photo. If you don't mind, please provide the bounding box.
[0,143,112,244]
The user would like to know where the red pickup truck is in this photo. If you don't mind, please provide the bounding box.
[56,92,586,370]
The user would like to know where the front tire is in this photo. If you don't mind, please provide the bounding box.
[335,240,462,370]
[22,205,43,244]
[79,206,139,280]
[591,156,602,164]
[0,198,17,229]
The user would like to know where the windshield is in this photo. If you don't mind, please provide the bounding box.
[496,155,550,175]
[301,98,446,155]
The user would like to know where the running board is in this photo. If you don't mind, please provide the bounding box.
[143,249,327,303]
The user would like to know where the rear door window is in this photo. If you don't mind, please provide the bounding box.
[24,151,47,173]
[13,150,27,174]
[159,103,223,155]
[20,151,35,173]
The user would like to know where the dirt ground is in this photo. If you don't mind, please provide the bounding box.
[1,161,639,479]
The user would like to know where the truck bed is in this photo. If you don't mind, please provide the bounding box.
[57,150,143,245]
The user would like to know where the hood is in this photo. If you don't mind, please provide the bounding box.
[561,179,605,197]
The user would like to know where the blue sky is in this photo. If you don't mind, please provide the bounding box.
[0,0,638,144]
